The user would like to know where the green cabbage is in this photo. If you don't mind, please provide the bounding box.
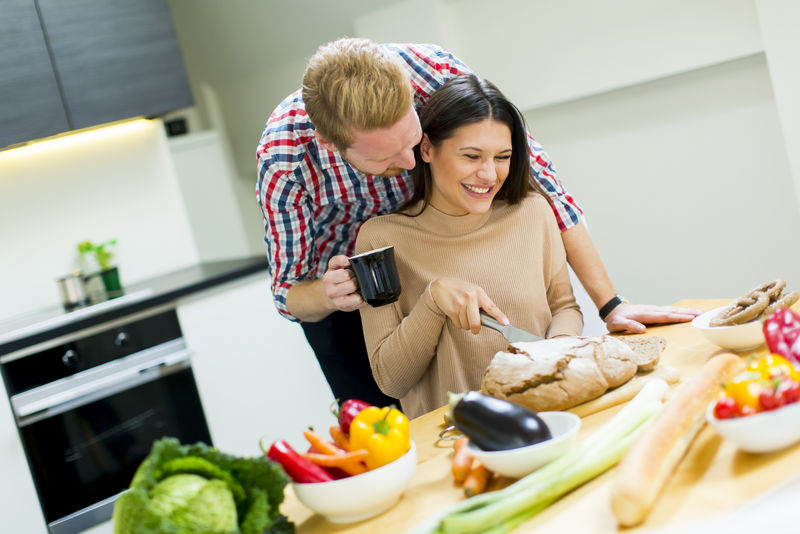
[113,438,293,534]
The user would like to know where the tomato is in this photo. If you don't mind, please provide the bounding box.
[778,379,800,405]
[758,387,784,411]
[714,396,741,419]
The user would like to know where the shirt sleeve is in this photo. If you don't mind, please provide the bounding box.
[256,152,315,323]
[356,221,448,400]
[532,198,584,336]
[527,134,584,231]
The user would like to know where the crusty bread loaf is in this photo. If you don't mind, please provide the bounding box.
[481,335,666,412]
[610,353,745,527]
[618,336,666,371]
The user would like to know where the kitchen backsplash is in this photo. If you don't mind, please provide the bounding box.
[0,120,199,321]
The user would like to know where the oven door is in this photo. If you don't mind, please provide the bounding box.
[11,344,211,534]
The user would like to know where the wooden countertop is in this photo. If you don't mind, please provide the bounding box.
[280,299,800,533]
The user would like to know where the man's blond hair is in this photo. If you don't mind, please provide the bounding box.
[302,38,413,150]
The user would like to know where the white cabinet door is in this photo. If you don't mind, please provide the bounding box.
[0,377,48,532]
[177,274,337,456]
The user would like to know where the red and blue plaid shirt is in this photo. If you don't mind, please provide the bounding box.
[256,43,582,321]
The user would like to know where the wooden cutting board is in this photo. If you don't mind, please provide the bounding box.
[280,299,800,533]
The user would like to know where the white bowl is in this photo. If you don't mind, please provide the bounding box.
[465,411,580,478]
[292,441,417,523]
[706,399,800,453]
[691,306,765,351]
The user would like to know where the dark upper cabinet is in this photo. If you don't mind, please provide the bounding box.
[36,0,193,130]
[0,0,193,149]
[0,0,70,149]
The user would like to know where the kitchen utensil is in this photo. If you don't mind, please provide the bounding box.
[480,312,543,343]
[691,306,765,351]
[56,272,90,310]
[706,398,800,453]
[466,411,580,477]
[292,441,417,523]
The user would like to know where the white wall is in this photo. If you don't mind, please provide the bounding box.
[756,0,800,211]
[525,54,800,303]
[0,120,199,320]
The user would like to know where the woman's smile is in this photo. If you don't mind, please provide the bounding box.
[421,119,512,216]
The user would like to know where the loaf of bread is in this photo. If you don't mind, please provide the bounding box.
[610,352,745,527]
[480,336,665,412]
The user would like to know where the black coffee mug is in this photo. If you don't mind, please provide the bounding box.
[348,246,402,307]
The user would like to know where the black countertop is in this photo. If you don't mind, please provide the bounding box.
[0,256,268,357]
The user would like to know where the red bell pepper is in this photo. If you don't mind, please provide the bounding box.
[763,308,800,367]
[266,440,334,483]
[331,399,372,434]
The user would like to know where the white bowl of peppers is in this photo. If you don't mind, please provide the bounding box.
[707,309,800,452]
[265,401,415,523]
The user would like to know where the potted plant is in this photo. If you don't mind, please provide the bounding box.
[78,239,122,296]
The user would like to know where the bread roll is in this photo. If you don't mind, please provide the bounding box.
[610,353,744,527]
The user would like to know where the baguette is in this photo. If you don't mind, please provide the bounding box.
[569,366,680,418]
[610,353,744,527]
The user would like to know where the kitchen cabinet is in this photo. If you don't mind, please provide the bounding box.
[0,0,70,149]
[36,0,193,130]
[177,273,337,457]
[0,0,192,149]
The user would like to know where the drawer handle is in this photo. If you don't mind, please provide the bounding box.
[115,331,130,347]
[61,349,79,369]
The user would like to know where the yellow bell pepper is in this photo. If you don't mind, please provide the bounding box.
[349,406,410,470]
[722,371,765,410]
[746,354,800,383]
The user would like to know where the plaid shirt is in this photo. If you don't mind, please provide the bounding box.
[256,43,583,321]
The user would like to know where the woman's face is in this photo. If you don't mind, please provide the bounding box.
[420,119,512,216]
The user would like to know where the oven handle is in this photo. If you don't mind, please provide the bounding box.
[12,348,193,422]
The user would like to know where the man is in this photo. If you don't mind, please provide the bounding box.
[256,38,699,406]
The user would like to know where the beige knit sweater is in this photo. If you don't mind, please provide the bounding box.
[356,194,583,418]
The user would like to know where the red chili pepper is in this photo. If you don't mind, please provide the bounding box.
[266,440,334,483]
[331,399,372,434]
[763,308,800,366]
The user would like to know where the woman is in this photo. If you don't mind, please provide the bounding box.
[355,75,583,418]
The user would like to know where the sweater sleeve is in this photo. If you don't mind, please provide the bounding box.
[534,197,584,337]
[355,221,448,399]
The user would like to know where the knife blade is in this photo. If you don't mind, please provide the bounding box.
[480,312,543,343]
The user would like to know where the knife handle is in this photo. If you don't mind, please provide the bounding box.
[480,312,503,331]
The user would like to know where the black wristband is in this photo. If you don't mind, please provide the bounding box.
[599,295,624,321]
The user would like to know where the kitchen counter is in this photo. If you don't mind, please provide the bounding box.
[0,256,267,357]
[281,299,800,533]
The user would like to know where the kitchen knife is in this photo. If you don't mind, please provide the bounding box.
[480,312,543,343]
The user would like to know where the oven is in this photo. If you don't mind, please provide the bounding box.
[0,304,211,534]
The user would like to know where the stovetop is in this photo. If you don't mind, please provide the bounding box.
[0,256,267,357]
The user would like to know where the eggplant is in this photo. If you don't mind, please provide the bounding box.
[449,391,551,451]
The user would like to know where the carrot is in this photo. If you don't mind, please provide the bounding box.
[329,425,351,451]
[304,429,345,455]
[463,462,492,497]
[451,437,473,484]
[300,449,369,475]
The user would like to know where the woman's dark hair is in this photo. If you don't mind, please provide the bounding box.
[400,75,545,214]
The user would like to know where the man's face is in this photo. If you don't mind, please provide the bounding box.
[341,107,422,177]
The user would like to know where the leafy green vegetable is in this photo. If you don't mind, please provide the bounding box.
[113,437,293,534]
